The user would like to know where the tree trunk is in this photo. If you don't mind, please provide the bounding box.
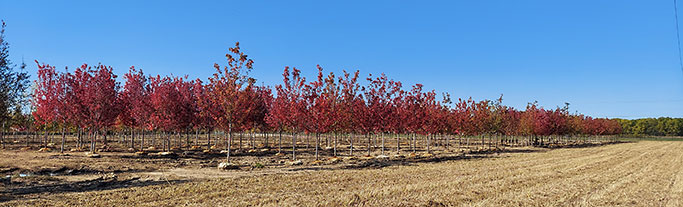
[26,130,31,147]
[446,134,450,150]
[227,124,233,163]
[238,132,242,151]
[412,133,416,153]
[60,127,65,153]
[367,133,371,156]
[78,128,82,149]
[195,129,199,147]
[427,134,431,153]
[91,130,97,153]
[185,130,190,149]
[315,133,320,160]
[130,129,135,149]
[396,133,400,153]
[177,131,181,150]
[325,133,329,148]
[481,134,485,149]
[381,132,385,155]
[278,131,282,154]
[162,132,166,151]
[350,133,354,156]
[152,131,157,148]
[1,122,5,149]
[292,132,297,160]
[207,129,211,149]
[251,132,255,150]
[306,133,310,150]
[43,129,47,147]
[140,130,145,152]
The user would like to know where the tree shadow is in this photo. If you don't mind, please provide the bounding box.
[539,141,627,149]
[340,142,620,170]
[0,176,188,202]
[341,154,494,170]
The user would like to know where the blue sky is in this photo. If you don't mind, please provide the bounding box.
[1,0,682,118]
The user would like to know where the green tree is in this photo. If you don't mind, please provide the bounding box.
[0,20,30,129]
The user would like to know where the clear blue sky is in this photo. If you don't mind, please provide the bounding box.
[1,0,682,118]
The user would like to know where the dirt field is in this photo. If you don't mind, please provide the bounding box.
[2,140,682,206]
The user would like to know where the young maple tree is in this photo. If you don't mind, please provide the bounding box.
[337,70,361,156]
[206,42,254,163]
[120,66,152,150]
[58,63,120,152]
[32,61,64,149]
[85,64,120,151]
[274,66,307,160]
[148,75,196,151]
[303,65,338,160]
[266,83,288,154]
[194,79,221,148]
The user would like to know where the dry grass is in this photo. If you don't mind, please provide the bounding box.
[3,141,683,206]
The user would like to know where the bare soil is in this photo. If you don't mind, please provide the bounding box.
[2,137,667,206]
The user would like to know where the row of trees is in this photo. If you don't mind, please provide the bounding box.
[616,117,683,136]
[26,42,623,161]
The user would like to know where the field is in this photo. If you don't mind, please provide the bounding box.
[1,140,681,206]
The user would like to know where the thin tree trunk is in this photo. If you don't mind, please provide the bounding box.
[91,130,97,153]
[251,131,255,150]
[152,131,157,148]
[195,129,199,147]
[326,133,329,148]
[26,131,29,147]
[292,132,297,160]
[43,129,47,147]
[78,128,82,149]
[28,130,32,147]
[140,130,145,152]
[397,133,400,153]
[381,132,385,155]
[315,133,320,160]
[350,133,354,156]
[278,131,282,154]
[427,134,431,153]
[446,134,450,150]
[306,133,310,150]
[60,127,65,153]
[177,131,181,150]
[367,133,371,156]
[185,130,190,149]
[207,129,211,149]
[1,122,5,149]
[162,132,166,151]
[227,124,233,162]
[238,132,242,151]
[412,133,416,153]
[130,129,135,149]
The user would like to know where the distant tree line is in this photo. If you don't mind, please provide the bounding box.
[615,118,683,137]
